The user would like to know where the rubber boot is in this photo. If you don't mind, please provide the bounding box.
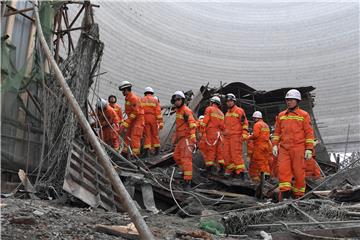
[183,180,192,191]
[154,147,160,156]
[142,149,149,158]
[273,190,292,203]
[210,166,218,175]
[218,165,225,176]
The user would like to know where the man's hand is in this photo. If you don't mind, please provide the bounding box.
[305,150,312,160]
[272,145,278,157]
[242,133,249,141]
[190,137,196,145]
[158,123,164,130]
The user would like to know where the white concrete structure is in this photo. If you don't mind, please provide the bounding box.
[90,2,359,152]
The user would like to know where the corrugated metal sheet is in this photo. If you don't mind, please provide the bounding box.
[86,2,359,152]
[1,1,42,172]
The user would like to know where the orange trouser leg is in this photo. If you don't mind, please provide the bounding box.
[231,136,245,174]
[203,133,218,167]
[252,144,271,176]
[102,127,120,150]
[248,160,260,181]
[278,146,306,196]
[127,118,144,156]
[277,147,293,192]
[174,138,193,180]
[143,121,152,150]
[173,140,183,171]
[290,146,306,197]
[272,156,278,178]
[223,137,234,173]
[216,139,225,167]
[150,121,160,148]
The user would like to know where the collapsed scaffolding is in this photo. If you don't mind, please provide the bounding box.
[2,1,360,239]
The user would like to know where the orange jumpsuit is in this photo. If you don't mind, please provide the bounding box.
[223,105,249,174]
[141,94,163,150]
[109,102,123,124]
[200,105,225,167]
[173,105,197,181]
[121,92,145,156]
[197,119,206,157]
[96,106,120,150]
[273,107,315,197]
[248,119,271,181]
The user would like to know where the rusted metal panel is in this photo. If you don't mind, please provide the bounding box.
[63,140,123,211]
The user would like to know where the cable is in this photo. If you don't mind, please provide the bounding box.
[169,167,197,217]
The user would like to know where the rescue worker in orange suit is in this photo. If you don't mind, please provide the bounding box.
[93,98,120,151]
[247,139,254,164]
[200,96,225,174]
[248,111,271,182]
[171,91,197,190]
[141,87,164,157]
[223,93,249,179]
[272,89,315,200]
[118,81,145,157]
[108,95,123,129]
[197,115,207,157]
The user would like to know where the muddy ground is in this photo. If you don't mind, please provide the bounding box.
[1,198,248,240]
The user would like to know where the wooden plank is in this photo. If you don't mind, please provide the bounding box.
[18,169,39,200]
[95,224,139,240]
[194,188,256,200]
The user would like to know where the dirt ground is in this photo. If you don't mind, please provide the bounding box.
[0,198,221,240]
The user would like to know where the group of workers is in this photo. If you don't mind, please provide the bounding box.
[170,88,322,198]
[91,80,322,201]
[91,81,163,158]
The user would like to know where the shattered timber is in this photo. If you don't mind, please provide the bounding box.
[1,1,360,240]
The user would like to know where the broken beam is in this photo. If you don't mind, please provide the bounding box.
[4,5,34,22]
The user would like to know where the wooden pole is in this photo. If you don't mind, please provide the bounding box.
[33,2,154,239]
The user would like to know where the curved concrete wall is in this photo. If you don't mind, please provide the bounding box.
[89,2,359,152]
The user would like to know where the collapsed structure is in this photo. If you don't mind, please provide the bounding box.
[1,1,360,239]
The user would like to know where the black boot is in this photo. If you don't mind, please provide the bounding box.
[143,149,149,158]
[218,166,225,176]
[183,181,192,191]
[239,172,245,180]
[204,166,212,177]
[210,166,218,175]
[273,190,292,203]
[154,147,160,156]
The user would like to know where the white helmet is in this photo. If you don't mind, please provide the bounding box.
[210,96,221,105]
[96,98,108,109]
[119,80,132,90]
[199,115,204,120]
[173,90,185,99]
[226,93,236,101]
[252,111,262,119]
[285,89,301,101]
[144,86,154,94]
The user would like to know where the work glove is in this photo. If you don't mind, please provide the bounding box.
[242,133,249,141]
[305,149,312,160]
[272,145,278,157]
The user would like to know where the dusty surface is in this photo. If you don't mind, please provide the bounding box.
[0,198,211,240]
